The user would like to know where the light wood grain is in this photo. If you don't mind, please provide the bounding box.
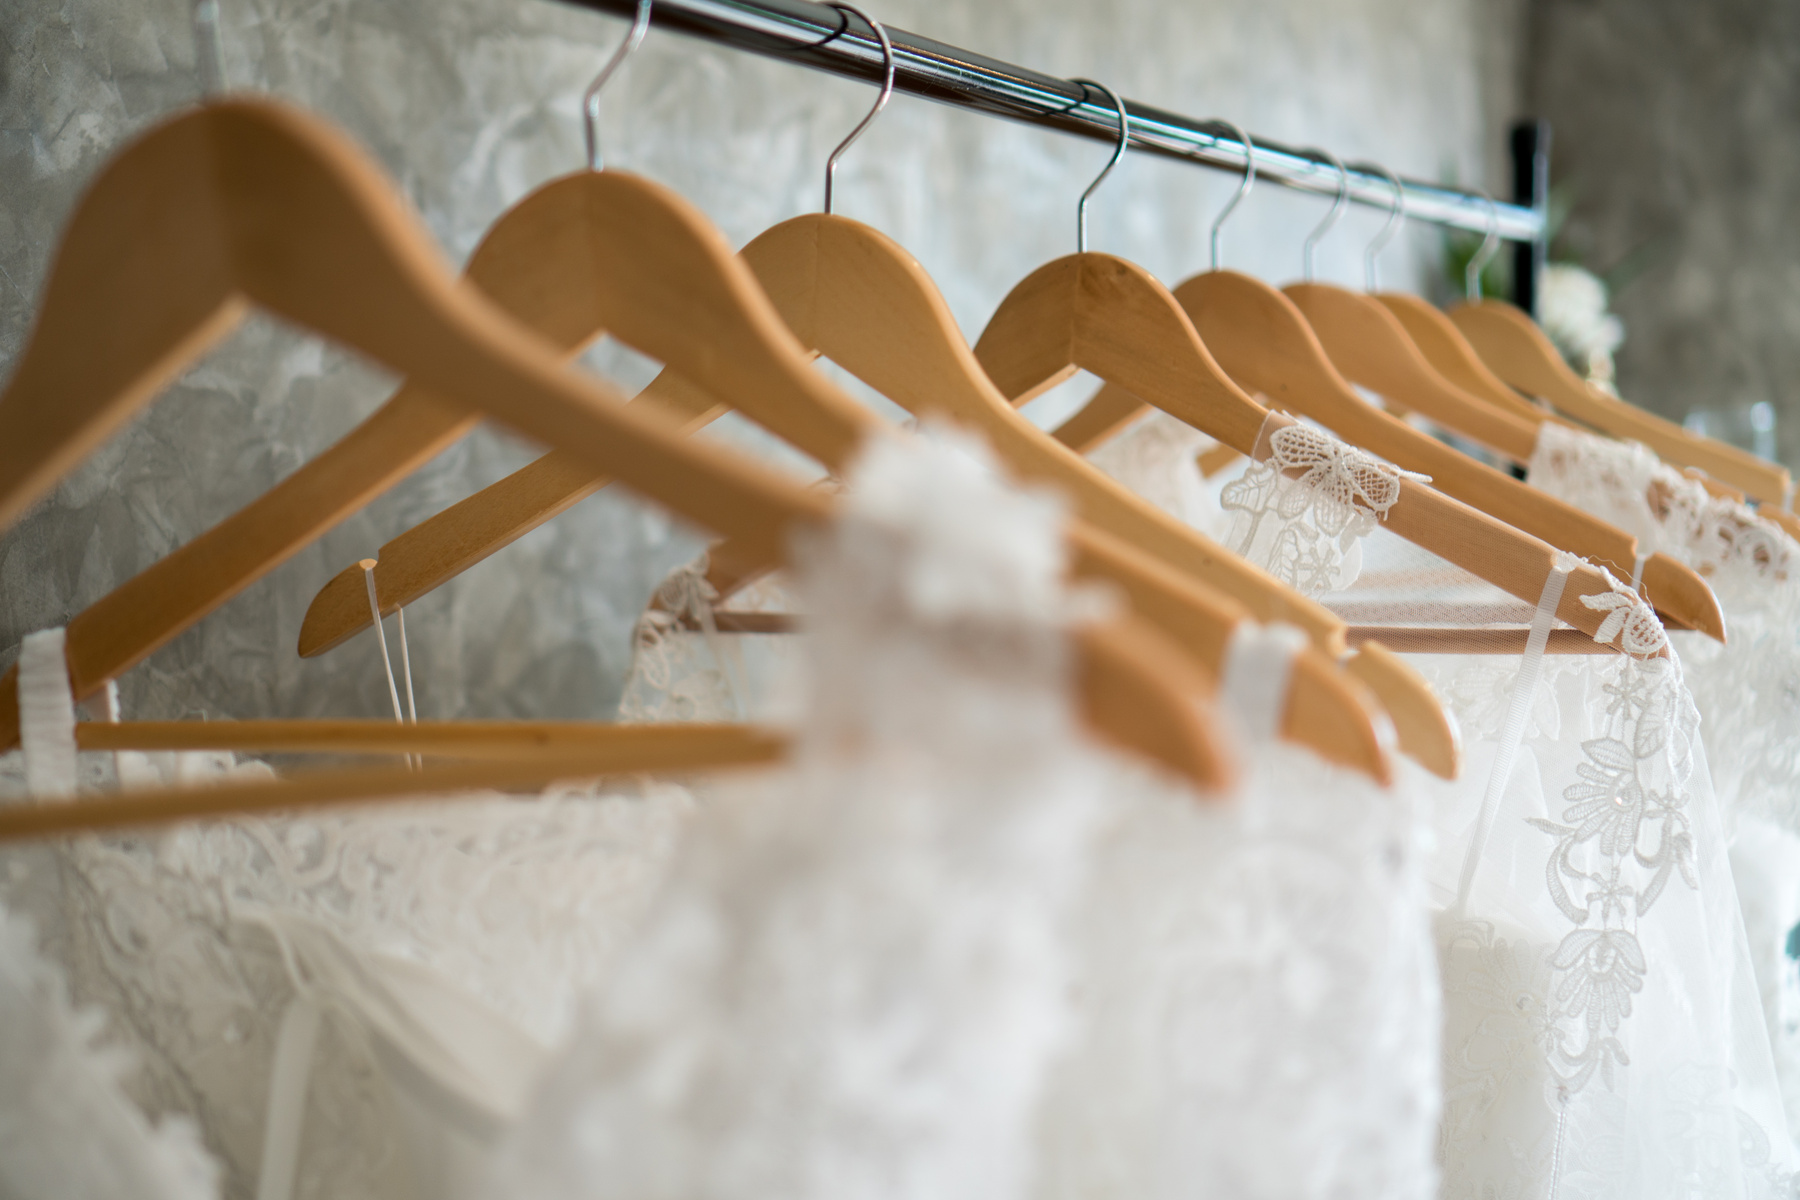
[0,726,790,843]
[0,99,1227,792]
[1284,282,1541,462]
[1163,270,1720,645]
[1451,299,1793,505]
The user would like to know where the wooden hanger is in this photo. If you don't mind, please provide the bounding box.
[1078,269,1723,639]
[279,53,1393,780]
[0,96,1229,791]
[1275,285,1720,633]
[0,730,791,844]
[1449,298,1796,510]
[972,251,1457,774]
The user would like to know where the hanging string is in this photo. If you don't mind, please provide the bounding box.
[193,0,226,96]
[361,562,418,770]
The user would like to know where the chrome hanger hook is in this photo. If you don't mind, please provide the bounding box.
[1466,191,1502,301]
[1356,161,1406,291]
[823,5,895,215]
[1300,147,1349,282]
[193,0,225,96]
[1208,120,1256,270]
[583,0,651,172]
[1070,79,1130,254]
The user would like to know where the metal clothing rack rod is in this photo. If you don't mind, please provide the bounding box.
[560,0,1546,244]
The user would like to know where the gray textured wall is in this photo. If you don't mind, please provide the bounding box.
[1527,1,1800,468]
[0,0,1520,724]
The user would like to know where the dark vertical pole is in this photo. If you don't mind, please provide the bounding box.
[1510,119,1551,315]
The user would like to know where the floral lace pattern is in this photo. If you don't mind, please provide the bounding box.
[1,733,698,1200]
[1530,420,1800,825]
[1219,422,1427,596]
[1525,648,1698,1092]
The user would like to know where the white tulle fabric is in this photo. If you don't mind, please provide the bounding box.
[1088,413,1799,1195]
[1529,419,1800,1145]
[1032,622,1441,1200]
[603,426,1442,1199]
[0,900,221,1200]
[494,426,1110,1200]
[0,642,699,1200]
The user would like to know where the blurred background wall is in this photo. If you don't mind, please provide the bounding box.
[3,0,1531,722]
[1523,0,1800,468]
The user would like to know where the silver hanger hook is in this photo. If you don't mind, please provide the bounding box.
[1208,120,1256,270]
[1356,161,1406,291]
[1465,191,1502,301]
[583,0,651,172]
[193,0,225,95]
[1300,147,1349,282]
[823,5,895,215]
[1069,79,1130,254]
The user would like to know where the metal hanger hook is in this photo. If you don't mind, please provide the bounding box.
[823,5,895,215]
[1300,147,1349,282]
[1070,78,1130,254]
[1466,191,1502,301]
[1208,120,1256,270]
[193,0,225,96]
[583,0,652,172]
[1356,161,1406,291]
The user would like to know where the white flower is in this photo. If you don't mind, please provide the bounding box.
[1539,264,1624,380]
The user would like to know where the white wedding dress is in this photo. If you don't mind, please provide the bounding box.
[0,638,701,1199]
[1527,420,1800,1142]
[508,421,1442,1200]
[1093,408,1799,1197]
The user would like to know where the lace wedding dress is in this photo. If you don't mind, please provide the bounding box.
[493,425,1113,1200]
[520,421,1442,1200]
[1031,622,1441,1200]
[0,633,701,1200]
[1528,420,1800,1142]
[1093,411,1799,1196]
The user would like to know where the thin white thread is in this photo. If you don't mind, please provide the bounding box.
[1452,557,1575,915]
[361,565,414,770]
[394,607,419,726]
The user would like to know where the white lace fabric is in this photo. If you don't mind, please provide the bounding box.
[1529,420,1800,829]
[1085,410,1798,1195]
[1033,623,1440,1200]
[1,645,700,1200]
[1219,419,1428,597]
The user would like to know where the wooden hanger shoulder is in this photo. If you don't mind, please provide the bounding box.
[1372,291,1555,424]
[0,99,1227,790]
[1451,299,1793,505]
[1170,271,1723,641]
[1282,282,1540,463]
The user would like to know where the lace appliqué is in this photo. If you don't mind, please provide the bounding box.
[1219,423,1427,596]
[617,555,744,723]
[1526,612,1698,1095]
[1530,422,1800,827]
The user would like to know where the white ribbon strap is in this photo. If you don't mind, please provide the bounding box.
[1221,621,1310,744]
[1452,553,1577,916]
[17,629,77,801]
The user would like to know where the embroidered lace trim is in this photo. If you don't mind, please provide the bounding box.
[1219,422,1428,596]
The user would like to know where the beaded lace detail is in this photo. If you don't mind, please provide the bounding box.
[1219,423,1427,596]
